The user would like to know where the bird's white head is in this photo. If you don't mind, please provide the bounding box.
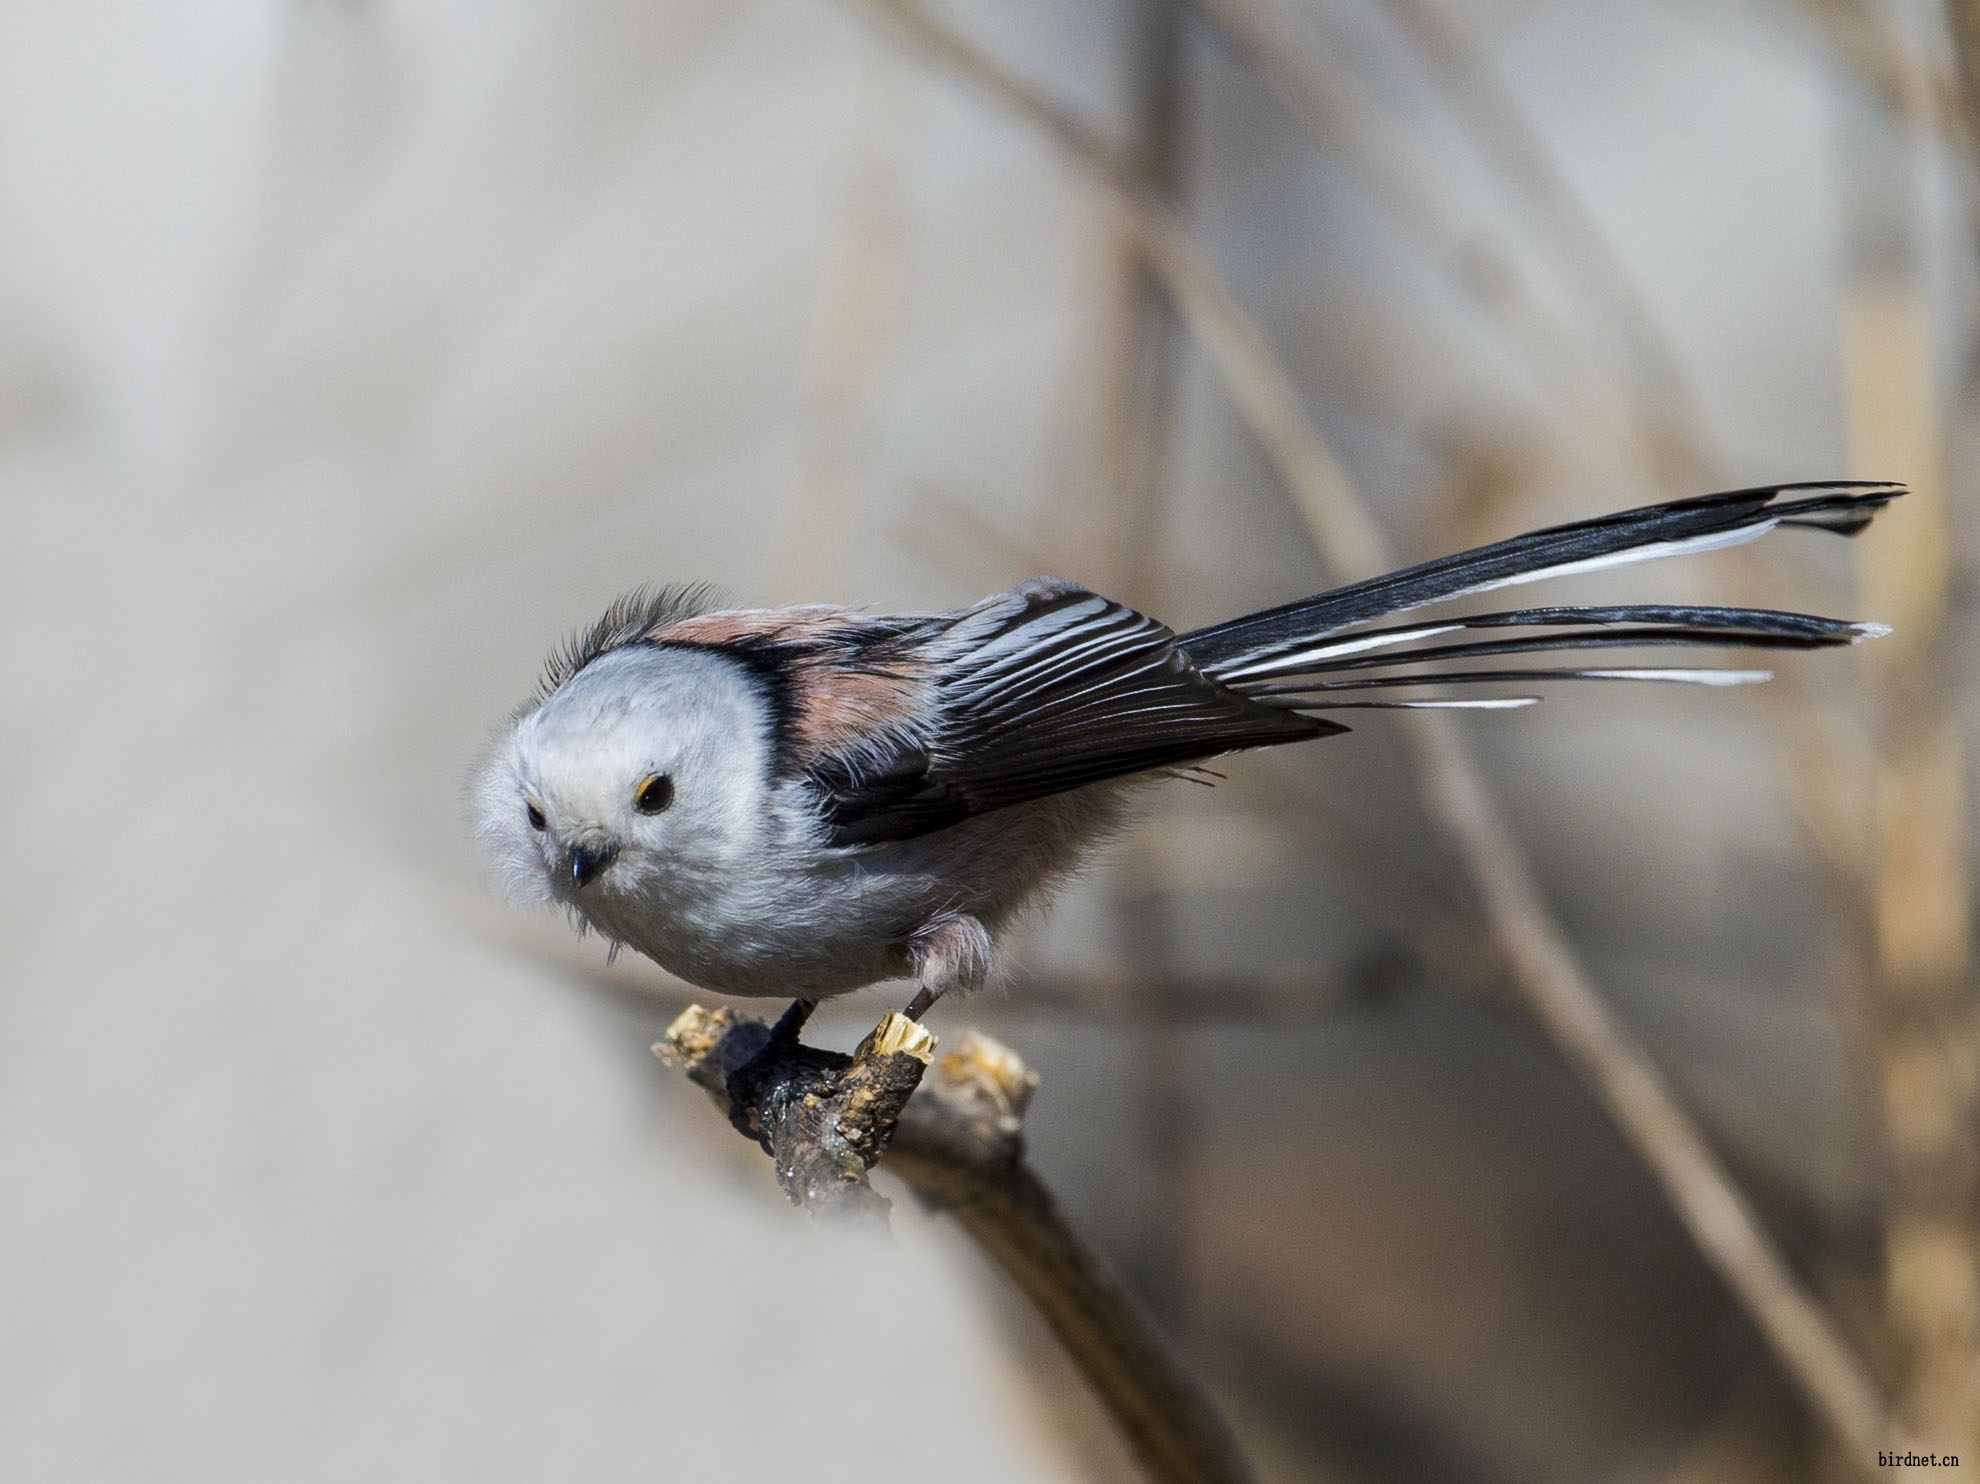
[472,643,776,920]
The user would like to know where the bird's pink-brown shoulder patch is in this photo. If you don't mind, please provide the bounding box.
[650,608,851,649]
[785,655,931,761]
[652,606,935,766]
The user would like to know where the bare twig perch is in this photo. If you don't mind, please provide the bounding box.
[657,1006,1255,1484]
[658,1002,935,1227]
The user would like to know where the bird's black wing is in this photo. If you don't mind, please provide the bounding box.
[804,483,1903,846]
[807,579,1339,846]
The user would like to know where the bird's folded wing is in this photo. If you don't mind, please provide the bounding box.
[804,579,1337,847]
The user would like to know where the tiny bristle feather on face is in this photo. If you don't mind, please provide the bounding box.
[471,481,1901,1003]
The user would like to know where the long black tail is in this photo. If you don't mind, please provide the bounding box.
[1179,481,1901,713]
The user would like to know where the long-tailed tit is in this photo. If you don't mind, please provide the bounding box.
[474,481,1898,1018]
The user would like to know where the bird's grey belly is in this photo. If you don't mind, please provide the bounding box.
[600,858,934,998]
[593,785,1130,998]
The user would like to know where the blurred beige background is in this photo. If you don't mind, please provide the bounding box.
[0,1,1973,1480]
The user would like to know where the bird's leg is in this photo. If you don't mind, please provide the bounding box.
[903,911,992,1022]
[769,997,818,1043]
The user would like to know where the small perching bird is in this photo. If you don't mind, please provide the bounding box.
[474,481,1899,1017]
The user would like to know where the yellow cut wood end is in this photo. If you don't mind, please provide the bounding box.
[939,1030,1038,1119]
[654,1004,732,1067]
[855,1010,937,1065]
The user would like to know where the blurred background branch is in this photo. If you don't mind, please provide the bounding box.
[849,0,1911,1472]
[1839,2,1980,1458]
[1189,0,1713,489]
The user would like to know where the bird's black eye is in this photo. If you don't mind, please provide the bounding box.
[633,773,674,815]
[525,801,546,831]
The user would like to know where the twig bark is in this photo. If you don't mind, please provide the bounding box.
[658,1006,1256,1484]
[658,1003,935,1228]
[839,2,1906,1473]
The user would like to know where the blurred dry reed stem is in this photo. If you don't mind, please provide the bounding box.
[771,42,916,600]
[1096,0,1201,1333]
[1188,0,1704,487]
[848,0,1905,1473]
[1841,66,1980,1449]
[1797,0,1962,140]
[1374,0,1707,480]
[1956,0,1980,155]
[658,1006,1256,1484]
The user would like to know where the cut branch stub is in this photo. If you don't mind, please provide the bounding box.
[889,1029,1037,1185]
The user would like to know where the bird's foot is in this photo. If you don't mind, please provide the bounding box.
[903,911,991,1022]
[902,986,942,1022]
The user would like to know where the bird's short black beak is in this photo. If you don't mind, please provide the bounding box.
[568,839,619,890]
